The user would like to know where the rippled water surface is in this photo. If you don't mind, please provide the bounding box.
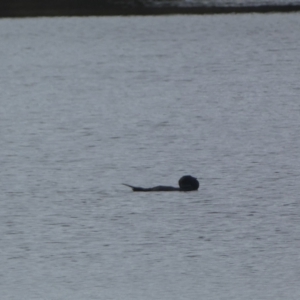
[1,14,300,300]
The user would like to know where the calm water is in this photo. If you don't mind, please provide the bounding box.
[1,14,300,300]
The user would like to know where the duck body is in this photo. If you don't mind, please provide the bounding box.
[123,184,180,192]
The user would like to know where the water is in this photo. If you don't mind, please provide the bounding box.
[1,13,300,300]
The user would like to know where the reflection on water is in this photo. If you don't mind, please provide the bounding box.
[1,13,300,300]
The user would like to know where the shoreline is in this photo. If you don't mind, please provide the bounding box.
[1,4,300,18]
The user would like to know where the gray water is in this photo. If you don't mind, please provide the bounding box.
[1,13,300,300]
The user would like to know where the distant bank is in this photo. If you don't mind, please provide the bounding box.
[1,0,300,17]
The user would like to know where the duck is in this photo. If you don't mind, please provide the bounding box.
[123,175,199,192]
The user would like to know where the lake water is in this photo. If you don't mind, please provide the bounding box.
[1,13,300,300]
